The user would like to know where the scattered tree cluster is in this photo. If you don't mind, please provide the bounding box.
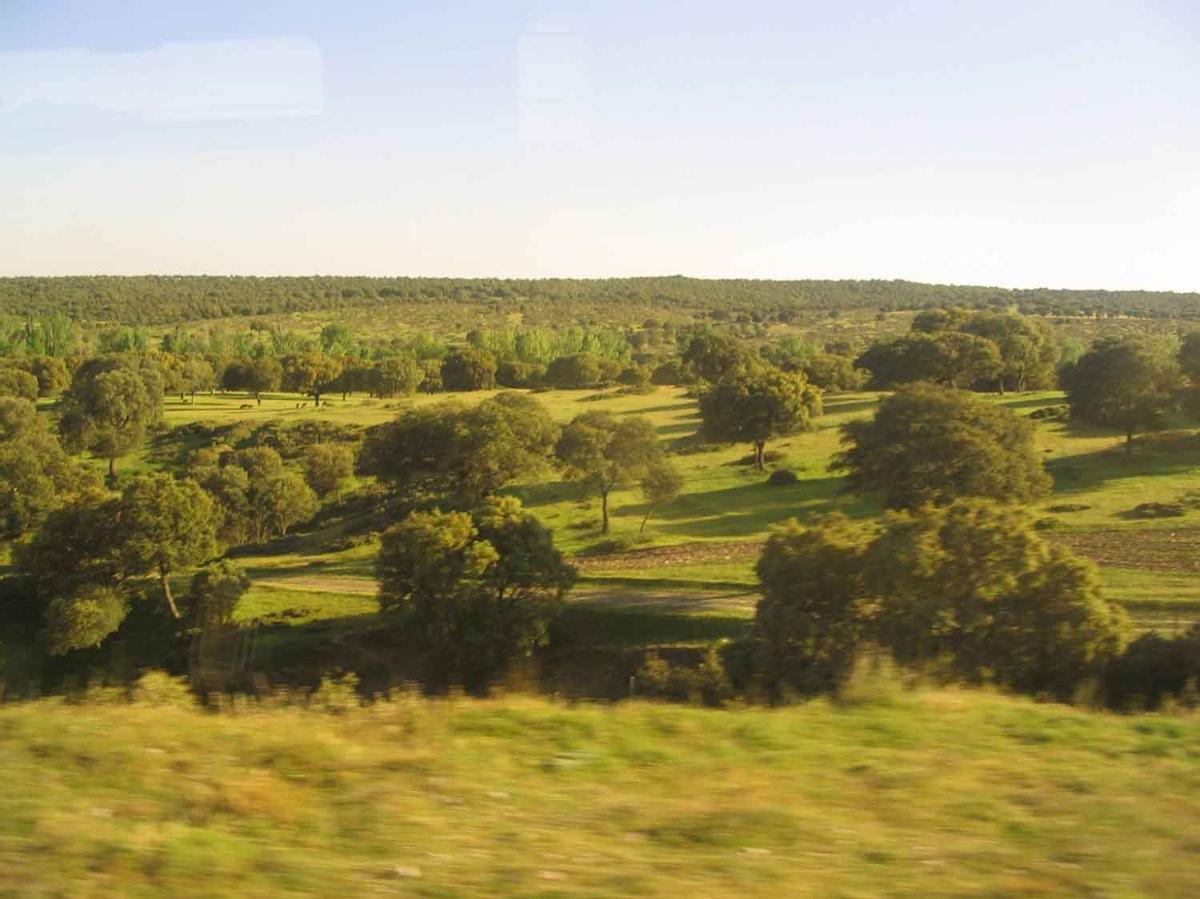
[753,501,1129,698]
[858,309,1059,392]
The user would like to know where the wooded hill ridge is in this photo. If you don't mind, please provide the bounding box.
[2,275,1198,325]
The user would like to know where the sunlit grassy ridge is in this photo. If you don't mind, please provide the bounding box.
[2,686,1198,898]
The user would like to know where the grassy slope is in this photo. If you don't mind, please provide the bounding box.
[2,688,1199,898]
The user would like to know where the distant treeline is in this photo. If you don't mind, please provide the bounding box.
[2,276,1199,325]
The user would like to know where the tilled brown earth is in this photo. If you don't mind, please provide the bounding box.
[574,541,760,571]
[1050,528,1200,574]
[574,529,1200,576]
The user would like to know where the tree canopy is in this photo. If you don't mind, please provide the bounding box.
[376,496,575,693]
[555,411,668,533]
[58,356,164,480]
[360,393,559,503]
[17,473,219,651]
[0,398,97,538]
[1060,337,1181,453]
[835,382,1051,509]
[698,368,822,469]
[753,501,1128,698]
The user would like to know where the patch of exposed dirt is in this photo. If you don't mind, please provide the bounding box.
[572,541,760,572]
[1050,529,1200,574]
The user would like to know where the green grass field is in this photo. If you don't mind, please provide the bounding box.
[180,384,1200,643]
[3,684,1199,897]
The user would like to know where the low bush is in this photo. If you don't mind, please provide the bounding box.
[767,468,798,486]
[1124,502,1187,519]
[635,648,731,707]
[582,537,636,556]
[1028,404,1069,421]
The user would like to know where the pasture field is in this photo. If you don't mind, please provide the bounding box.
[2,684,1199,898]
[155,383,1200,649]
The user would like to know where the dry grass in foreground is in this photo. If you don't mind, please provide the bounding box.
[1,678,1199,898]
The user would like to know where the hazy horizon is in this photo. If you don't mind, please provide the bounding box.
[3,1,1199,291]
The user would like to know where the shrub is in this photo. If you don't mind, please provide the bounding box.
[1104,628,1200,710]
[1124,502,1187,519]
[582,537,635,556]
[767,468,798,486]
[753,500,1129,699]
[132,670,197,707]
[635,648,731,707]
[376,497,575,694]
[1028,404,1069,421]
[835,382,1051,509]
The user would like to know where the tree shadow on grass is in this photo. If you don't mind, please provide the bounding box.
[554,604,752,650]
[632,401,699,416]
[1045,431,1200,497]
[619,476,880,540]
[995,395,1066,411]
[655,421,701,437]
[504,478,581,508]
[821,397,880,416]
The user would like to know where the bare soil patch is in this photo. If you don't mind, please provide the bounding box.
[1050,528,1200,574]
[573,541,760,571]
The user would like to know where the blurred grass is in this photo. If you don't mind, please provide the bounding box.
[2,688,1200,897]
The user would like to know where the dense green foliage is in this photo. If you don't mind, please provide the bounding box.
[0,398,97,538]
[1061,336,1182,453]
[860,309,1059,392]
[58,355,164,479]
[376,497,576,692]
[361,392,558,503]
[2,275,1200,324]
[16,474,218,650]
[836,383,1051,508]
[699,368,822,469]
[754,501,1129,698]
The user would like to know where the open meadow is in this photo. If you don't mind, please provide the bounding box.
[142,382,1200,671]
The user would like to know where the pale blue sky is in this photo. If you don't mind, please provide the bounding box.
[2,0,1198,289]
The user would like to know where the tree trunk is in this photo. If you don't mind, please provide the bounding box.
[255,391,262,406]
[161,569,181,619]
[601,490,610,534]
[190,389,196,405]
[1126,427,1134,456]
[107,456,116,482]
[754,441,766,472]
[639,504,656,535]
